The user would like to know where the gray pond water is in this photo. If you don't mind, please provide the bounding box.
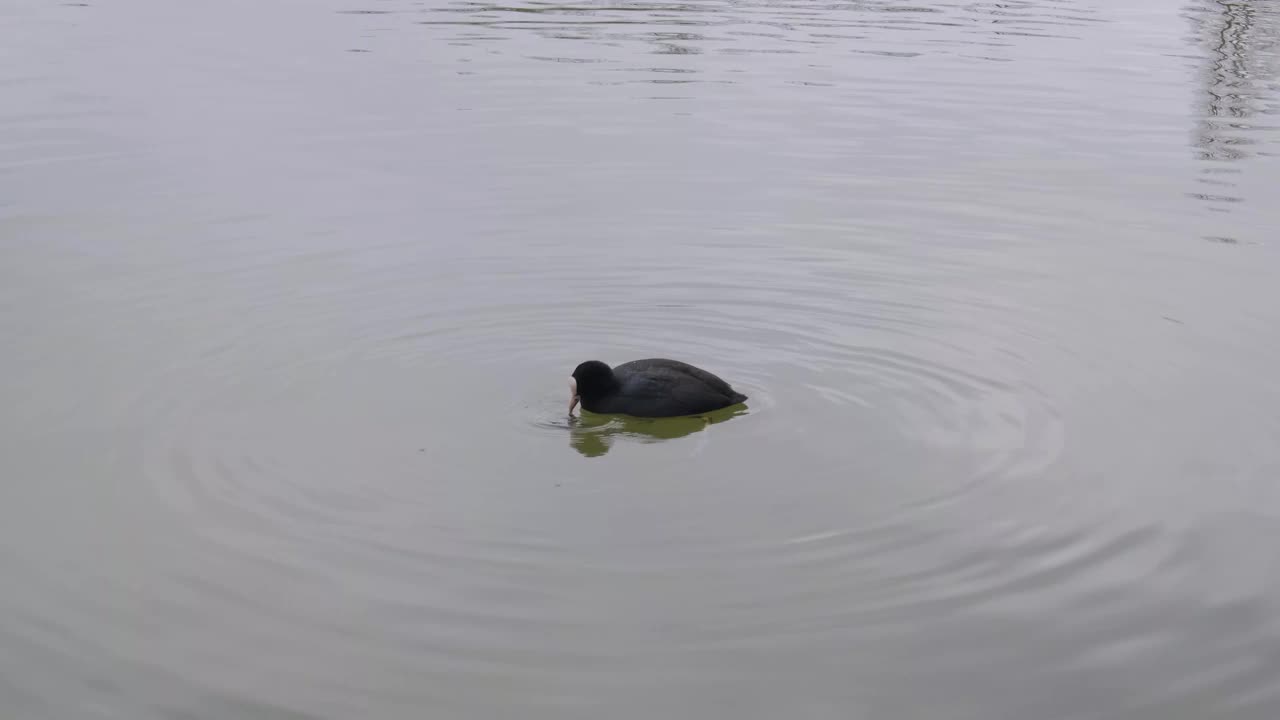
[3,0,1280,717]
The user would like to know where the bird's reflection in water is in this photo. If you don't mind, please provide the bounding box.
[568,405,748,458]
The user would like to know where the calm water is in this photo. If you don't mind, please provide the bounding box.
[3,0,1280,717]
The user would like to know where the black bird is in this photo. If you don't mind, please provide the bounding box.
[569,359,748,418]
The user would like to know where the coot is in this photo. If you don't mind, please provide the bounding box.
[569,359,748,418]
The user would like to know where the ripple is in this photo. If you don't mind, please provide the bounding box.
[115,234,1073,584]
[409,0,1104,65]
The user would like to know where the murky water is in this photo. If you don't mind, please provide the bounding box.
[3,0,1280,717]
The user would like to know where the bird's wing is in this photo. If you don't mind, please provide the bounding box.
[618,365,735,416]
[616,359,737,397]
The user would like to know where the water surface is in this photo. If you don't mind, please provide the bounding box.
[3,0,1280,718]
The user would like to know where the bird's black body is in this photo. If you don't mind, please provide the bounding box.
[571,359,748,418]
